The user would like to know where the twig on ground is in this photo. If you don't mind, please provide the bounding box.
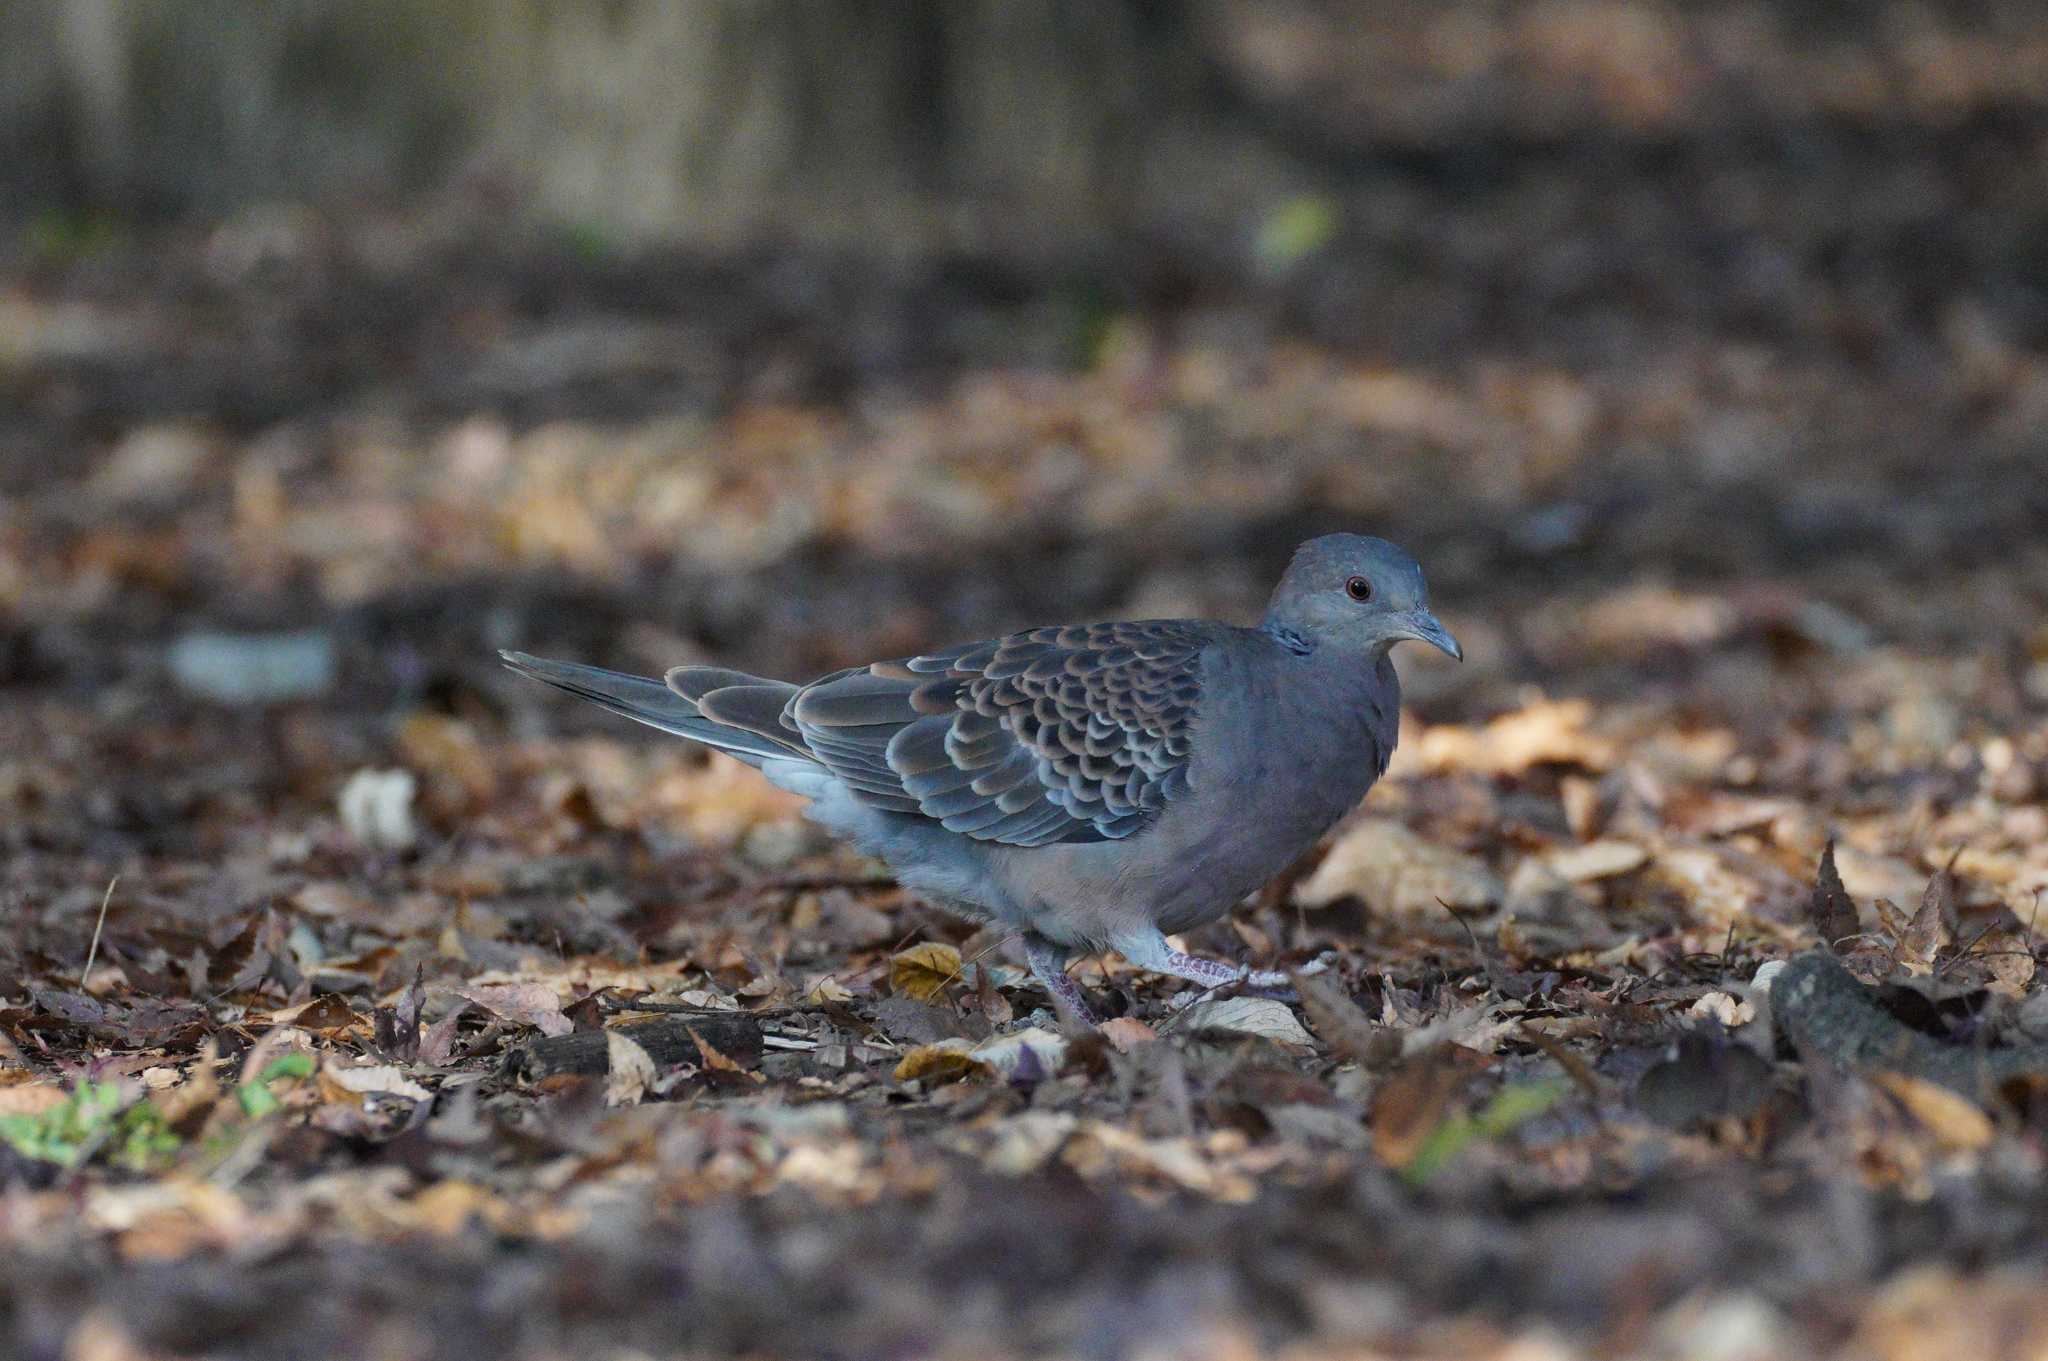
[79,876,118,990]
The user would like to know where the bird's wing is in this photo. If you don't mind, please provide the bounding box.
[784,621,1213,846]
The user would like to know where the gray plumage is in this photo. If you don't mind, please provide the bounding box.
[501,533,1460,1022]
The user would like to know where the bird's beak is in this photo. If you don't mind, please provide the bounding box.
[1399,608,1463,661]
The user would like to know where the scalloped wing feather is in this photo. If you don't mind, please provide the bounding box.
[785,621,1212,846]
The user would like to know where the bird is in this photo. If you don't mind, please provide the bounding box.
[500,534,1460,1023]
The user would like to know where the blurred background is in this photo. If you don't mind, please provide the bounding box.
[6,8,2048,1358]
[1,0,2045,826]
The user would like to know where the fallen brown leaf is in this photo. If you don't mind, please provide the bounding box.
[1295,817,1502,914]
[1972,931,2038,998]
[1369,1047,1473,1171]
[1294,972,1399,1068]
[1895,866,1953,976]
[0,1084,67,1117]
[1546,840,1649,882]
[1409,699,1619,775]
[1809,841,1860,949]
[454,982,573,1037]
[1177,997,1315,1046]
[1098,1017,1157,1053]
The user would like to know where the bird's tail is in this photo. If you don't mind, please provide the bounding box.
[498,651,803,768]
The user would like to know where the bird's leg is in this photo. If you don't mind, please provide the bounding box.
[1111,929,1331,996]
[1023,932,1097,1026]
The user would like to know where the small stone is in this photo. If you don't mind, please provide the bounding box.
[338,769,419,851]
[169,629,336,704]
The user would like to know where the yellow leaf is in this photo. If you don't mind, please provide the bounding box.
[802,974,854,1005]
[889,942,963,1002]
[891,1041,991,1085]
[1874,1072,1994,1150]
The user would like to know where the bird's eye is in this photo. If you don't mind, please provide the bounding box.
[1345,576,1373,602]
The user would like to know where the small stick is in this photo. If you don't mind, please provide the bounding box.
[79,875,119,989]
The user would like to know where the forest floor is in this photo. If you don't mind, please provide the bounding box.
[5,63,2048,1359]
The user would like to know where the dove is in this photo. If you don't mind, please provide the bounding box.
[501,534,1459,1022]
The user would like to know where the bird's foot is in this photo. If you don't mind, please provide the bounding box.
[1114,932,1335,1006]
[1023,932,1098,1026]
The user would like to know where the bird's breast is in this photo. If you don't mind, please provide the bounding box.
[1146,647,1395,906]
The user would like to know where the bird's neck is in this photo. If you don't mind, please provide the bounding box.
[1242,635,1400,828]
[1266,632,1400,741]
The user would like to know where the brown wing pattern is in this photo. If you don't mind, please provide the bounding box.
[783,621,1211,846]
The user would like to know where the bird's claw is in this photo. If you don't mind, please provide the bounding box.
[1165,952,1339,1009]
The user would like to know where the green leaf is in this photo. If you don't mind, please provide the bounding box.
[1401,1078,1570,1186]
[1254,195,1339,273]
[258,1053,316,1084]
[238,1051,316,1117]
[0,1081,182,1171]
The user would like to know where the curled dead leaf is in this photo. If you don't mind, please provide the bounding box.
[1177,996,1315,1046]
[1894,865,1955,977]
[263,994,366,1036]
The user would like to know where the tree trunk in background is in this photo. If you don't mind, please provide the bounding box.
[0,0,1288,256]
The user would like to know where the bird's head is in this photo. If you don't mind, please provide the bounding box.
[1262,533,1461,661]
